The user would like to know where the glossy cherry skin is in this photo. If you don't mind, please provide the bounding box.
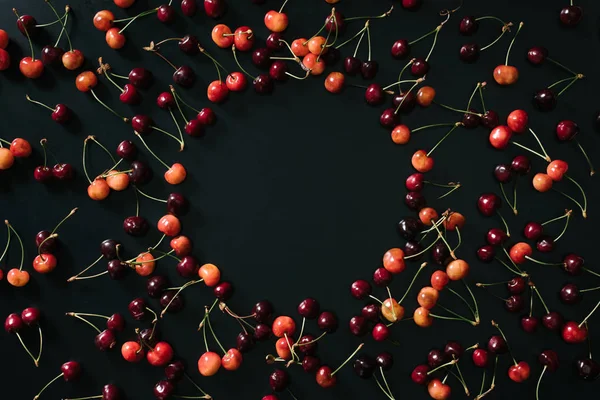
[160,291,184,313]
[297,298,320,319]
[508,361,531,382]
[181,0,197,16]
[107,260,129,280]
[95,329,117,351]
[316,365,337,388]
[350,280,371,300]
[252,47,272,69]
[560,283,580,305]
[481,110,500,129]
[411,58,429,77]
[428,349,447,368]
[507,276,526,294]
[533,89,556,111]
[477,193,501,216]
[20,57,44,79]
[266,32,284,51]
[494,164,512,183]
[459,16,479,35]
[17,15,38,37]
[153,380,174,400]
[575,359,600,380]
[349,316,368,336]
[556,120,579,141]
[317,311,338,333]
[487,335,507,354]
[105,314,124,333]
[128,161,152,185]
[21,308,41,326]
[61,361,82,381]
[373,267,392,287]
[157,4,176,23]
[477,245,495,262]
[397,217,423,240]
[119,84,140,105]
[147,342,174,367]
[41,46,65,66]
[402,0,422,10]
[173,66,196,87]
[343,56,362,75]
[214,281,233,301]
[204,0,227,18]
[4,313,23,333]
[472,349,489,367]
[411,364,430,384]
[393,91,416,113]
[123,216,149,237]
[129,68,153,89]
[353,355,376,379]
[521,316,539,333]
[562,321,587,343]
[560,6,583,27]
[563,254,584,275]
[254,324,271,341]
[372,323,389,341]
[542,311,563,331]
[53,163,74,179]
[507,109,528,133]
[34,166,53,182]
[459,43,479,63]
[527,46,548,65]
[536,236,555,252]
[269,61,288,81]
[252,300,273,323]
[269,369,290,392]
[489,125,512,149]
[147,275,169,298]
[493,65,519,85]
[253,74,274,94]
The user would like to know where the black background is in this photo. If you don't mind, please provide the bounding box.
[1,0,600,399]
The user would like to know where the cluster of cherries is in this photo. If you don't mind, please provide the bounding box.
[5,307,43,367]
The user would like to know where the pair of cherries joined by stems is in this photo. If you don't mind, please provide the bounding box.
[458,15,514,64]
[5,307,43,367]
[0,136,31,171]
[35,138,75,183]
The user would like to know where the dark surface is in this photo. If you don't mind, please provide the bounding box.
[1,0,600,399]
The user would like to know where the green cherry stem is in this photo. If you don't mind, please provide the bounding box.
[553,210,572,242]
[35,8,68,27]
[527,128,551,161]
[546,56,579,77]
[0,223,10,263]
[491,320,517,365]
[541,209,571,226]
[352,21,368,58]
[426,122,464,157]
[345,5,393,22]
[331,343,364,376]
[205,307,226,354]
[45,0,72,51]
[396,59,414,92]
[334,21,368,50]
[530,285,550,314]
[231,44,256,81]
[536,366,547,400]
[161,280,202,317]
[394,78,423,114]
[434,304,477,325]
[475,356,497,400]
[557,74,584,97]
[16,331,39,366]
[171,85,201,114]
[574,139,595,176]
[134,132,171,170]
[119,8,158,35]
[89,89,129,122]
[5,221,24,271]
[504,21,523,66]
[564,174,587,218]
[427,359,458,375]
[412,122,457,133]
[480,23,512,52]
[67,254,103,282]
[66,312,102,334]
[398,262,428,304]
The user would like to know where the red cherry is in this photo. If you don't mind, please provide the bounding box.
[508,361,530,382]
[19,57,44,79]
[509,242,532,264]
[207,80,229,103]
[147,342,174,366]
[489,126,512,149]
[226,72,247,92]
[546,160,568,181]
[562,321,588,343]
[507,110,528,133]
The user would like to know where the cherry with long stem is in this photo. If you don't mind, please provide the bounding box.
[45,0,80,62]
[161,279,202,317]
[82,136,117,185]
[5,220,26,274]
[475,356,498,399]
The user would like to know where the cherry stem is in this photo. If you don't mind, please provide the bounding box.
[89,89,129,122]
[331,343,364,376]
[496,211,510,238]
[463,280,480,321]
[480,23,512,52]
[161,280,201,317]
[427,122,463,157]
[128,249,171,266]
[504,21,523,66]
[574,140,595,176]
[171,85,200,114]
[167,109,185,151]
[579,299,600,328]
[531,285,550,313]
[5,221,24,271]
[184,373,211,398]
[551,188,585,218]
[425,25,442,62]
[434,102,482,116]
[451,226,462,252]
[345,5,394,22]
[231,45,256,81]
[147,47,178,70]
[306,8,334,43]
[547,76,577,90]
[475,356,497,400]
[155,37,182,47]
[13,9,35,60]
[119,8,158,34]
[580,286,600,293]
[67,312,109,320]
[409,26,437,46]
[553,210,571,242]
[526,128,551,161]
[429,218,457,259]
[67,254,103,282]
[134,132,171,170]
[478,85,487,112]
[25,95,55,112]
[374,375,395,400]
[38,234,57,259]
[427,359,459,376]
[365,25,372,61]
[67,312,101,334]
[334,21,368,49]
[135,187,167,203]
[353,22,368,58]
[547,57,578,76]
[536,366,546,400]
[557,74,584,97]
[491,320,517,364]
[478,370,486,397]
[16,332,39,367]
[524,255,562,266]
[394,78,423,114]
[45,0,72,51]
[198,299,219,331]
[199,46,227,81]
[278,0,289,13]
[152,249,181,262]
[407,233,440,259]
[499,182,517,215]
[466,82,482,110]
[205,307,226,354]
[35,325,43,365]
[69,270,108,280]
[64,396,103,400]
[99,62,124,93]
[434,304,477,325]
[564,174,587,217]
[452,360,470,396]
[0,223,10,263]
[411,122,455,133]
[396,59,414,92]
[476,16,509,24]
[35,9,68,27]
[33,372,63,399]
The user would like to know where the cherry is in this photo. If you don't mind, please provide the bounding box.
[560,6,583,27]
[372,323,389,341]
[373,267,392,286]
[560,283,580,305]
[353,355,376,379]
[536,236,555,252]
[33,361,82,399]
[411,58,429,77]
[575,359,600,380]
[428,379,451,399]
[507,109,528,133]
[563,253,584,275]
[562,321,587,343]
[254,324,272,341]
[128,161,152,185]
[114,0,136,8]
[412,150,434,173]
[298,298,320,319]
[253,74,274,94]
[481,110,500,129]
[431,270,450,291]
[153,380,174,400]
[460,43,480,63]
[181,0,197,16]
[157,4,175,23]
[302,355,321,373]
[477,245,495,262]
[297,334,318,355]
[273,316,296,337]
[252,300,274,323]
[253,48,272,70]
[397,216,423,240]
[123,216,149,237]
[9,138,32,158]
[266,32,284,51]
[4,313,23,332]
[214,281,233,301]
[527,46,548,65]
[0,29,8,49]
[33,254,58,274]
[204,0,227,18]
[170,236,192,257]
[472,349,489,367]
[173,66,196,88]
[269,61,288,82]
[487,335,507,354]
[428,349,447,368]
[107,260,129,280]
[147,342,174,367]
[175,256,198,278]
[235,333,254,353]
[95,329,117,351]
[489,125,512,149]
[411,364,430,384]
[21,308,41,326]
[349,316,368,336]
[393,91,417,113]
[542,311,564,331]
[351,280,372,300]
[129,68,153,89]
[324,72,345,94]
[459,16,479,35]
[41,46,65,66]
[533,173,553,192]
[487,228,509,246]
[317,311,338,333]
[508,361,530,382]
[160,291,184,314]
[507,276,526,294]
[404,191,426,211]
[494,164,512,183]
[101,384,121,400]
[164,360,186,382]
[511,155,531,175]
[361,60,379,79]
[477,193,501,216]
[16,14,37,37]
[432,242,451,266]
[269,369,290,391]
[147,275,169,298]
[402,0,422,11]
[521,315,539,333]
[533,88,557,111]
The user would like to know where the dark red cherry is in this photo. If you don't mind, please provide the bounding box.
[107,313,125,332]
[167,193,189,216]
[459,16,479,35]
[365,84,384,106]
[556,120,579,141]
[511,155,531,175]
[36,230,57,253]
[391,39,409,59]
[128,161,152,185]
[507,276,526,294]
[34,166,53,182]
[197,107,216,125]
[462,108,480,128]
[343,56,361,75]
[444,341,463,359]
[204,0,227,18]
[213,281,233,301]
[487,335,507,354]
[380,108,399,128]
[539,350,559,372]
[477,193,501,217]
[349,315,368,336]
[373,267,392,287]
[157,92,175,109]
[351,280,372,300]
[405,241,423,259]
[560,6,583,27]
[401,0,422,11]
[575,359,600,380]
[427,349,447,368]
[536,236,555,252]
[107,259,129,280]
[494,164,512,183]
[477,245,495,262]
[397,216,423,240]
[361,303,380,322]
[123,216,149,236]
[41,45,65,66]
[176,255,199,278]
[325,11,345,33]
[5,313,23,333]
[252,300,274,323]
[254,324,272,341]
[521,316,539,333]
[481,110,500,129]
[560,283,580,305]
[353,355,376,379]
[269,60,288,81]
[563,254,584,275]
[60,361,81,381]
[100,239,120,260]
[173,66,196,87]
[119,83,141,105]
[52,163,74,180]
[360,60,378,80]
[116,140,137,161]
[411,364,430,384]
[140,327,160,347]
[253,74,274,94]
[153,380,174,400]
[505,295,525,312]
[266,32,284,51]
[252,48,272,69]
[147,275,169,298]
[129,68,153,89]
[131,114,153,133]
[181,0,197,16]
[298,298,320,319]
[302,355,321,372]
[542,311,563,331]
[431,241,451,266]
[533,89,556,111]
[410,58,429,77]
[179,35,200,55]
[486,228,508,246]
[321,47,340,66]
[459,43,479,63]
[51,104,71,123]
[160,291,184,313]
[17,15,38,37]
[165,360,186,381]
[376,352,394,371]
[297,334,318,355]
[21,307,41,326]
[95,329,117,351]
[128,298,147,320]
[269,369,290,392]
[393,91,416,113]
[527,46,548,65]
[317,311,338,333]
[157,4,176,23]
[101,384,121,400]
[236,332,255,353]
